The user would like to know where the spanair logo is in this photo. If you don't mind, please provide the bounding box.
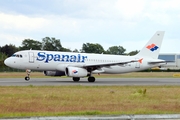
[146,44,159,52]
[72,70,78,74]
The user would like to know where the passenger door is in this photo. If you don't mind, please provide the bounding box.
[29,52,34,63]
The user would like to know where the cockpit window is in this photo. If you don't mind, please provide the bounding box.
[11,54,23,58]
[11,54,16,57]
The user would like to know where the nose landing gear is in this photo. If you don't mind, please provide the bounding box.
[25,69,31,81]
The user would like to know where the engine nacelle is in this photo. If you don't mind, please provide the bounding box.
[44,71,65,76]
[65,67,87,77]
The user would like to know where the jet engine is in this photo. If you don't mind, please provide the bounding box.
[44,71,65,76]
[65,67,88,77]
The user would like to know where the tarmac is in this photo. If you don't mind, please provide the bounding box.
[0,77,180,86]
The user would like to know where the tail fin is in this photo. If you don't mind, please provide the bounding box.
[135,31,165,59]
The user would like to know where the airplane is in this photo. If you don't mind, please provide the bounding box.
[4,31,167,82]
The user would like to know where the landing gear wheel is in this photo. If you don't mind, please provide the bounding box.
[73,77,80,82]
[25,69,31,81]
[88,76,95,82]
[25,76,30,81]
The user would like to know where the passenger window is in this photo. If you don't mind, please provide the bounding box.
[20,55,23,58]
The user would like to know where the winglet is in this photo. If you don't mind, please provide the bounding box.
[138,58,143,64]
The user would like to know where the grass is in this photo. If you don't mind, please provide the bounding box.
[0,72,180,118]
[0,72,180,78]
[0,86,180,118]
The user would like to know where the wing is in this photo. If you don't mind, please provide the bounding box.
[84,60,137,67]
[79,60,138,71]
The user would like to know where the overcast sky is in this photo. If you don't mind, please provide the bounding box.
[0,0,180,53]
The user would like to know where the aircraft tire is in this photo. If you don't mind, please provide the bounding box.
[25,76,30,81]
[73,77,80,82]
[88,76,95,82]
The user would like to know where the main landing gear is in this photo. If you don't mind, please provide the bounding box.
[87,71,95,82]
[25,69,31,81]
[72,70,96,82]
[73,77,80,82]
[88,76,95,82]
[72,76,96,82]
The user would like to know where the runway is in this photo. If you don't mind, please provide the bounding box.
[0,77,180,86]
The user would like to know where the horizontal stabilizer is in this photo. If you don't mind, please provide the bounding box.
[148,60,174,65]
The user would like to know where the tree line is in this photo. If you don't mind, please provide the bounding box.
[0,37,139,56]
[0,37,139,69]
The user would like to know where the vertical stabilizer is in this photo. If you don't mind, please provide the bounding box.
[135,31,165,59]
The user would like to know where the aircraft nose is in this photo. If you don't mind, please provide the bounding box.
[4,58,11,67]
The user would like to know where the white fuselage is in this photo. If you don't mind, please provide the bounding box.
[4,50,165,74]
